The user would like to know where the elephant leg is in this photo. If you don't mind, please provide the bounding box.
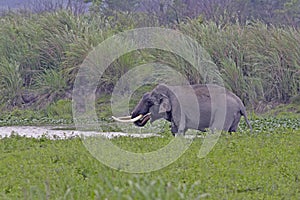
[172,117,186,136]
[210,110,229,132]
[229,113,241,132]
[177,128,187,136]
[177,120,187,136]
[171,122,178,136]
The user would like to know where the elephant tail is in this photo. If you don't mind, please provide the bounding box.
[241,109,253,133]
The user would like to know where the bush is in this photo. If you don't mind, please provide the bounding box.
[0,9,299,113]
[179,20,300,107]
[45,99,72,119]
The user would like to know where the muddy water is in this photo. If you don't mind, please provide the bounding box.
[0,126,160,139]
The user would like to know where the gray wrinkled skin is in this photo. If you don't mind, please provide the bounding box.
[131,84,252,136]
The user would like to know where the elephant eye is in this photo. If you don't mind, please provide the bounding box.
[146,99,154,105]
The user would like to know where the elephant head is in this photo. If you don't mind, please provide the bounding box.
[112,84,172,126]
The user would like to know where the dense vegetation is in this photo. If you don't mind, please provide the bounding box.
[0,1,300,199]
[86,0,300,27]
[0,118,299,199]
[0,1,300,116]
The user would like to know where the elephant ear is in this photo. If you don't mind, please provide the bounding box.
[159,97,171,113]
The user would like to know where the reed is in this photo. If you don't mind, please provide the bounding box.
[0,11,299,111]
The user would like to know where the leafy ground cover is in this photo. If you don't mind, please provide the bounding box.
[0,100,73,126]
[0,117,299,199]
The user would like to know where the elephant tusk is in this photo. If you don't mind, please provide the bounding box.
[112,114,143,123]
[116,116,132,120]
[140,113,151,124]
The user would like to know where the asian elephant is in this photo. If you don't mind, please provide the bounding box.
[112,84,252,136]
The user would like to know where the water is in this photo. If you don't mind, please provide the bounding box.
[0,126,160,139]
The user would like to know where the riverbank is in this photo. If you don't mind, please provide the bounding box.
[0,126,160,139]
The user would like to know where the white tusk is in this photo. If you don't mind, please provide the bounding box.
[116,116,132,120]
[112,114,143,123]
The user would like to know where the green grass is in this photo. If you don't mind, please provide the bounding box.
[264,103,300,118]
[1,10,300,111]
[0,100,73,126]
[0,119,299,199]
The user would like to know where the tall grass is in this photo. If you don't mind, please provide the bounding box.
[0,59,23,107]
[245,24,300,103]
[179,20,300,108]
[0,10,299,111]
[0,11,112,108]
[34,69,67,106]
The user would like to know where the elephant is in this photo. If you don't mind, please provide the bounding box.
[112,84,252,136]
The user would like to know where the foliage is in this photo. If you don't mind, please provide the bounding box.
[179,20,300,108]
[0,5,300,113]
[34,69,68,107]
[0,3,299,199]
[0,106,73,126]
[0,118,299,199]
[0,60,23,107]
[291,94,300,105]
[85,0,300,27]
[262,103,300,118]
[44,99,73,120]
